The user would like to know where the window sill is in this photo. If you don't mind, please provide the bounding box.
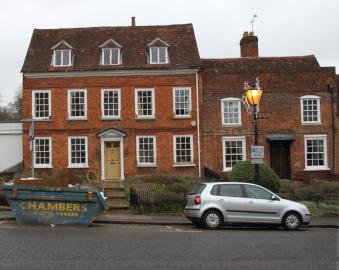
[101,117,121,121]
[135,116,156,121]
[136,164,157,168]
[301,122,322,126]
[304,167,330,171]
[34,165,53,169]
[173,115,192,119]
[32,118,53,122]
[67,165,89,169]
[67,118,88,121]
[173,163,195,167]
[222,168,232,172]
[222,124,242,127]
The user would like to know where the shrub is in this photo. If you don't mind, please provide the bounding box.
[229,160,280,192]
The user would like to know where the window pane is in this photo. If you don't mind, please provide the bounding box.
[302,99,319,123]
[103,90,119,117]
[70,138,86,165]
[150,47,158,63]
[111,48,119,64]
[223,138,244,169]
[245,185,272,200]
[34,92,50,118]
[35,138,50,165]
[62,50,70,65]
[175,89,190,116]
[103,49,110,65]
[159,47,167,63]
[175,136,192,163]
[138,137,155,165]
[218,184,242,198]
[70,91,86,117]
[137,90,153,116]
[54,51,62,66]
[223,100,240,125]
[305,138,326,168]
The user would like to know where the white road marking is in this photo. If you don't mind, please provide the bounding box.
[0,225,17,229]
[162,225,202,233]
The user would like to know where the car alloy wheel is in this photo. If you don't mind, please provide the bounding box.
[283,212,301,231]
[203,210,221,229]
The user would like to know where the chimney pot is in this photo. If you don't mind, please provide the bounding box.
[131,17,136,27]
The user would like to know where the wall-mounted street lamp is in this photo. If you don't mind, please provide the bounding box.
[243,77,263,183]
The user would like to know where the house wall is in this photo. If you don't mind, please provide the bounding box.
[202,66,337,180]
[22,73,202,179]
[0,122,23,172]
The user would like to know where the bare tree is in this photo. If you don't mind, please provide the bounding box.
[7,86,23,120]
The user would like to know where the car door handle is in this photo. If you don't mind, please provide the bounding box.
[248,201,254,204]
[219,199,224,202]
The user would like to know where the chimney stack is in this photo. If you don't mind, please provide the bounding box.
[240,31,258,57]
[131,17,136,27]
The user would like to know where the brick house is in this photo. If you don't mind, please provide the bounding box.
[201,32,338,180]
[21,22,203,180]
[21,21,338,182]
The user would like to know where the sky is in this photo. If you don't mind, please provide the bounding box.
[0,0,338,105]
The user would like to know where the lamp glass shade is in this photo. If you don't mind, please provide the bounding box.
[245,88,262,106]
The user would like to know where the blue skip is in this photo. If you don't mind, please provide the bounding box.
[2,185,107,225]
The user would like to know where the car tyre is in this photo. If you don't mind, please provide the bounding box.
[202,210,222,230]
[282,212,301,231]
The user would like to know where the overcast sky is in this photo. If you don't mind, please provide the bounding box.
[0,0,338,104]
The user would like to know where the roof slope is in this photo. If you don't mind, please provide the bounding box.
[201,55,320,73]
[21,24,200,73]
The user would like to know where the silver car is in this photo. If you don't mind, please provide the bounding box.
[185,182,311,230]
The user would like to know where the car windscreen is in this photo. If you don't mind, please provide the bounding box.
[189,184,207,195]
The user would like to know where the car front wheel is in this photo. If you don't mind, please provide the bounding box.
[202,210,222,229]
[282,212,301,231]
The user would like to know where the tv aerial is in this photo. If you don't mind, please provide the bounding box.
[250,15,258,32]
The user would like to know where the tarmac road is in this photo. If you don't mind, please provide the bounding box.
[0,222,337,270]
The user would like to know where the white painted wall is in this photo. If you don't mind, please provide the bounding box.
[0,122,23,172]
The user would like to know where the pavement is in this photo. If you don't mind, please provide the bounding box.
[0,206,338,228]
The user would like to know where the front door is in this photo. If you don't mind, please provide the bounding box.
[104,141,121,180]
[270,141,291,179]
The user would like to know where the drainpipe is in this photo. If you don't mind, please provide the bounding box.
[327,85,336,173]
[195,71,202,179]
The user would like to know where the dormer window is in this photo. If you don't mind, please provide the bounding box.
[53,50,72,66]
[100,39,122,65]
[102,48,121,65]
[148,38,170,64]
[51,40,73,67]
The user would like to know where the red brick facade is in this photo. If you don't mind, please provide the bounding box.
[22,73,202,179]
[21,24,338,181]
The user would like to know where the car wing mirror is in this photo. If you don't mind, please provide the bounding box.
[271,195,280,201]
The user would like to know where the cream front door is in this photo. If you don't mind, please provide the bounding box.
[104,141,121,180]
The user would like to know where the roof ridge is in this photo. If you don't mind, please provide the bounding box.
[34,23,193,31]
[201,55,316,61]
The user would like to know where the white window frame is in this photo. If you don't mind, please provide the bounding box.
[136,135,157,167]
[101,48,121,65]
[221,98,242,126]
[173,87,192,118]
[53,49,72,67]
[149,47,169,64]
[68,136,89,168]
[32,90,51,120]
[222,136,246,172]
[300,95,321,125]
[134,88,155,119]
[304,134,329,171]
[173,135,194,167]
[67,89,87,120]
[101,89,121,119]
[34,137,52,168]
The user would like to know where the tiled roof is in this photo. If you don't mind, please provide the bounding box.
[201,55,320,73]
[21,24,200,73]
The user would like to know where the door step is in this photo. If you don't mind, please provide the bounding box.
[103,181,130,211]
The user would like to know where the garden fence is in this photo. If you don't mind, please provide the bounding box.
[130,188,339,216]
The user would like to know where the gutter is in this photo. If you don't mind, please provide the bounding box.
[327,85,337,173]
[195,71,201,179]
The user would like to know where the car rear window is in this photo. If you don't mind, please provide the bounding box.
[189,184,206,195]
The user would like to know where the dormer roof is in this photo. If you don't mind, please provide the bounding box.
[51,40,73,50]
[147,38,170,47]
[99,38,122,48]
